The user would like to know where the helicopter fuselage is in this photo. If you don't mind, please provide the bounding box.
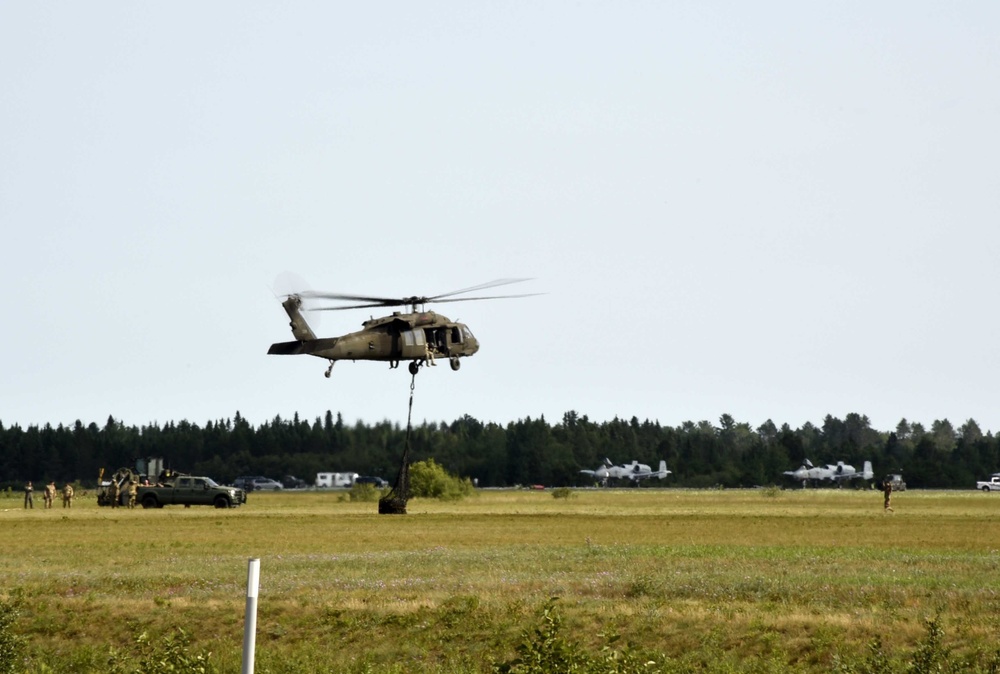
[267,297,479,373]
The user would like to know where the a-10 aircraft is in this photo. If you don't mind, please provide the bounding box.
[783,459,873,488]
[581,459,670,487]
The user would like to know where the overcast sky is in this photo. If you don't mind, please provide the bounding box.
[2,2,998,435]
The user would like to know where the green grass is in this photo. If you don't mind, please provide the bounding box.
[3,488,1000,672]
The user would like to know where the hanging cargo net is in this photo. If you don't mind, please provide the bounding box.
[379,373,416,514]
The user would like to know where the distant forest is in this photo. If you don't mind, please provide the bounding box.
[1,411,997,490]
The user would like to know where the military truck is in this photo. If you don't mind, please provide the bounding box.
[98,467,247,508]
[137,474,246,508]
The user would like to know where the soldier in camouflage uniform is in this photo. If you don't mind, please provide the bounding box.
[110,479,120,508]
[62,483,74,508]
[882,478,894,513]
[127,480,138,509]
[43,481,56,508]
[24,481,33,509]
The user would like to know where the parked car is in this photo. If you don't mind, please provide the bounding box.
[233,476,283,492]
[282,475,308,489]
[251,477,283,491]
[354,476,388,489]
[233,476,257,492]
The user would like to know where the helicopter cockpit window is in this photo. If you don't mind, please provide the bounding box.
[450,327,461,344]
[462,327,474,340]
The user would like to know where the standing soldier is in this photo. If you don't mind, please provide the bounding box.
[110,479,120,509]
[24,481,34,509]
[882,477,894,513]
[62,483,74,508]
[43,481,56,508]
[127,480,138,509]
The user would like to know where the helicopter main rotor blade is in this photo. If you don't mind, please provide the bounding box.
[428,292,543,304]
[296,279,539,311]
[425,278,533,302]
[297,291,403,304]
[307,301,398,312]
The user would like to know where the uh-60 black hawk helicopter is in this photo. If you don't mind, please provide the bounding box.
[268,278,537,377]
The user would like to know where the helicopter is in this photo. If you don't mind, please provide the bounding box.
[267,278,537,377]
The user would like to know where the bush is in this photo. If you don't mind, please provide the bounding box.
[349,482,382,502]
[551,487,575,499]
[493,598,589,673]
[108,626,216,674]
[0,595,26,674]
[408,459,474,501]
[493,598,658,674]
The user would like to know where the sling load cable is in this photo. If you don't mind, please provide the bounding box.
[379,372,417,514]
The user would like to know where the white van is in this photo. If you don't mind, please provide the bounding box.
[315,472,359,488]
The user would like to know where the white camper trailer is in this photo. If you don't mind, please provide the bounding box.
[316,472,359,488]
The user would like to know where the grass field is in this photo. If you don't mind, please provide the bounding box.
[2,487,1000,672]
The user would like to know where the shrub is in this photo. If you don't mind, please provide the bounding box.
[108,626,216,674]
[493,598,589,673]
[551,487,575,499]
[493,598,659,674]
[408,459,474,501]
[0,595,26,674]
[909,615,948,674]
[349,482,381,502]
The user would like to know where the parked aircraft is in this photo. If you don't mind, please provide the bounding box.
[783,459,873,487]
[581,459,670,487]
[829,460,874,484]
[783,459,832,485]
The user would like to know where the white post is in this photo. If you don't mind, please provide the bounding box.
[241,558,260,674]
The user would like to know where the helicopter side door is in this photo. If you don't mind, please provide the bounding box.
[425,327,449,356]
[400,329,427,359]
[388,325,403,360]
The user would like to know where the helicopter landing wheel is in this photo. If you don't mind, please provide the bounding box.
[408,361,420,376]
[325,361,335,378]
[449,357,461,371]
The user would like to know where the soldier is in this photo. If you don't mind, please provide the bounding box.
[24,481,33,509]
[62,483,74,508]
[110,479,120,509]
[43,481,56,508]
[882,477,894,513]
[127,480,138,509]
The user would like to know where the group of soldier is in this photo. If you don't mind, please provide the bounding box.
[23,478,140,509]
[23,473,148,509]
[23,480,74,508]
[106,478,139,509]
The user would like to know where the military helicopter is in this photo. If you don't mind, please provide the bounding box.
[268,278,537,377]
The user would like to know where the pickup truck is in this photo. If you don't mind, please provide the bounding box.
[138,475,247,508]
[975,474,1000,492]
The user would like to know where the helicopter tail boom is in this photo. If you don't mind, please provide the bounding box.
[268,337,340,356]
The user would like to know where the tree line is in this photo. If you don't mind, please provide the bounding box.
[0,411,996,490]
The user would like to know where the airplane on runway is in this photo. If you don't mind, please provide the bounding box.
[581,459,670,487]
[783,459,873,487]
